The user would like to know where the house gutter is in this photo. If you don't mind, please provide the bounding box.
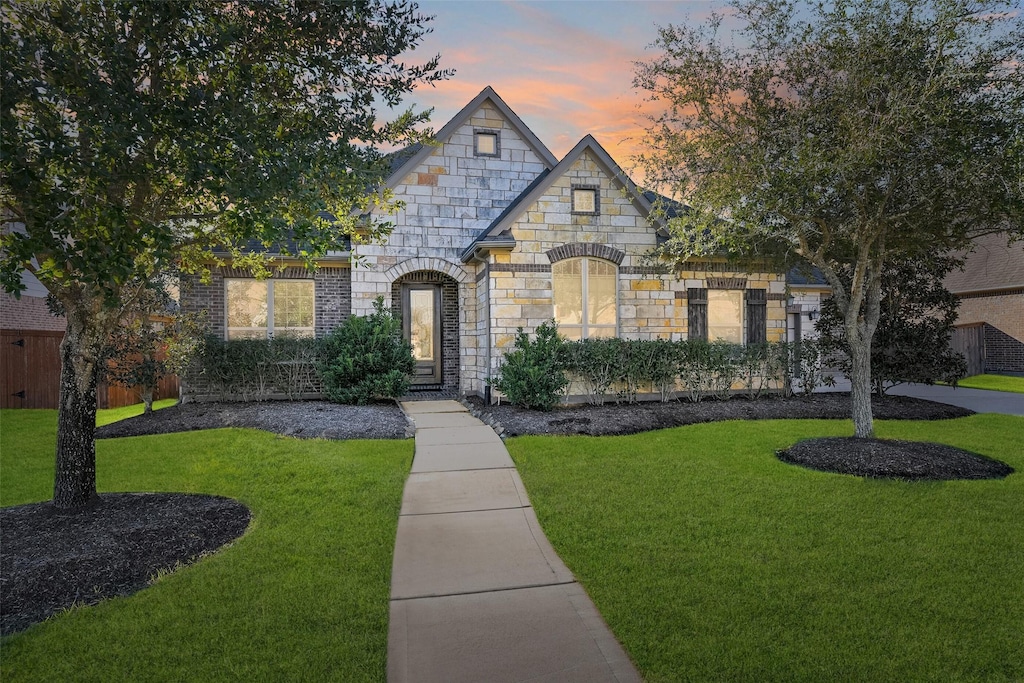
[459,238,516,264]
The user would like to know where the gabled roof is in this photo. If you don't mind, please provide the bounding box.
[460,135,666,262]
[944,232,1024,294]
[385,86,558,189]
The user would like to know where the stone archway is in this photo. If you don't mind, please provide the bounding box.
[391,270,460,391]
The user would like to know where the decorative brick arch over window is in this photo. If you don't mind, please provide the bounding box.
[545,243,625,266]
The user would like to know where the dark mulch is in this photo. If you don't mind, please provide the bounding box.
[779,438,1015,481]
[96,400,411,440]
[466,392,974,438]
[0,493,250,637]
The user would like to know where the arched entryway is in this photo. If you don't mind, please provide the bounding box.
[391,270,460,391]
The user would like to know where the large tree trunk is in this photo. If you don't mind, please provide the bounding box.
[847,333,875,438]
[53,308,105,509]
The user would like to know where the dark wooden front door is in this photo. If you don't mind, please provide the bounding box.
[403,284,442,385]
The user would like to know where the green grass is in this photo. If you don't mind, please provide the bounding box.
[95,398,178,426]
[953,374,1024,394]
[0,408,412,682]
[508,416,1024,682]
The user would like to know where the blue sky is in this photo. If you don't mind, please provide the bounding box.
[400,1,728,166]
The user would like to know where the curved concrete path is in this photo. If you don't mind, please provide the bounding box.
[388,400,640,683]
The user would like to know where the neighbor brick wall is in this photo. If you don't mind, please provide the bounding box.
[956,291,1024,344]
[984,324,1024,373]
[0,293,65,332]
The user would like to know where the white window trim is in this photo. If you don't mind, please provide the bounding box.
[553,257,619,340]
[224,278,315,340]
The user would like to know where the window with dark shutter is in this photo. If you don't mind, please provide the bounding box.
[688,288,708,340]
[745,289,767,344]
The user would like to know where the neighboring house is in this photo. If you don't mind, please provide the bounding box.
[0,270,67,408]
[945,233,1024,374]
[181,86,788,399]
[786,266,829,344]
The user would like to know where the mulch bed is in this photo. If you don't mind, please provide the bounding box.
[96,400,411,440]
[466,392,974,437]
[1,493,250,637]
[778,437,1015,480]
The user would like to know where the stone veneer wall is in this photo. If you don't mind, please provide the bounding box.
[485,150,786,379]
[391,271,461,390]
[353,101,552,395]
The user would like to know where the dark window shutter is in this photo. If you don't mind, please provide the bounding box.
[746,289,767,344]
[688,288,707,340]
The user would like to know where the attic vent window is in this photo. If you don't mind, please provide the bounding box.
[572,186,599,215]
[474,130,499,157]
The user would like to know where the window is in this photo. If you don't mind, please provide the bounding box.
[571,186,599,215]
[552,257,617,340]
[474,130,499,157]
[707,289,743,343]
[225,279,314,339]
[688,288,767,343]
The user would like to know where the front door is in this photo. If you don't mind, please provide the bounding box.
[403,284,442,386]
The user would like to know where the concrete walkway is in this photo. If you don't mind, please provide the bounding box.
[388,400,640,683]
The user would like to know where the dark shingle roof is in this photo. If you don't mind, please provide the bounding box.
[787,265,828,286]
[385,143,424,177]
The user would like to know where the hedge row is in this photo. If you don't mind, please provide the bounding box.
[188,298,414,404]
[490,322,835,410]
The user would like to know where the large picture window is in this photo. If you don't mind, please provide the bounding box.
[552,257,617,340]
[226,279,314,339]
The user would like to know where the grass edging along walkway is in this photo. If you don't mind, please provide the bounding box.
[507,415,1024,683]
[0,408,411,683]
[952,374,1024,394]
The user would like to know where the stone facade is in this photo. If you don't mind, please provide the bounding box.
[480,147,785,381]
[180,86,793,399]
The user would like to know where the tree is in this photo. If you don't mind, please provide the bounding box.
[1,0,449,508]
[634,0,1023,438]
[814,255,968,394]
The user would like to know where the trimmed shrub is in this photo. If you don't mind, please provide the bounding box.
[561,337,622,405]
[491,321,568,411]
[318,298,414,405]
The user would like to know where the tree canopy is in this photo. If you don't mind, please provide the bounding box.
[1,0,450,508]
[635,0,1023,437]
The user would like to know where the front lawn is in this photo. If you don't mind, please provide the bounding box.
[0,408,411,682]
[508,415,1024,682]
[954,374,1024,394]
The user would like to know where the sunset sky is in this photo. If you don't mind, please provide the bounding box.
[402,0,728,171]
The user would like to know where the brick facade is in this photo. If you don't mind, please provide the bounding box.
[391,271,461,390]
[180,265,350,339]
[0,293,65,332]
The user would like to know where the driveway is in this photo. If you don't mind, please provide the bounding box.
[886,383,1024,416]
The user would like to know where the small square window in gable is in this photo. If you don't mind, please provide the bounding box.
[474,130,500,157]
[572,186,599,215]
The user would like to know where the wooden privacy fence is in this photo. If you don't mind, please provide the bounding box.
[951,323,985,378]
[1,329,179,410]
